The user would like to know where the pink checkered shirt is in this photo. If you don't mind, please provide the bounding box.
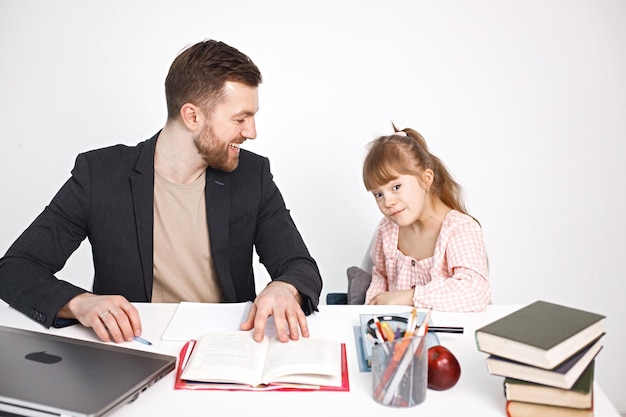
[365,210,490,312]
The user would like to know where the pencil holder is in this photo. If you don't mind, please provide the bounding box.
[371,335,427,407]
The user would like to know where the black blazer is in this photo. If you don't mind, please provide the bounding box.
[0,133,322,328]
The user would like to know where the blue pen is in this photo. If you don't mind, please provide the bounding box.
[134,336,152,346]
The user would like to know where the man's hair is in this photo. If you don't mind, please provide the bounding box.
[165,39,262,120]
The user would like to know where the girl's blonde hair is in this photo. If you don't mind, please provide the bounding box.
[363,125,469,216]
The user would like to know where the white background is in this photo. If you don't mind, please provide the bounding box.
[1,0,625,413]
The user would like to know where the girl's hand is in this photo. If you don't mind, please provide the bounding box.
[368,288,414,306]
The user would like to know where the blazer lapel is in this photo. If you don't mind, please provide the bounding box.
[205,169,236,301]
[130,135,157,300]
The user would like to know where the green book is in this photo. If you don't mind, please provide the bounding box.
[475,300,605,369]
[504,360,594,409]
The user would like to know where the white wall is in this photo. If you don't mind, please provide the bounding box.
[1,0,625,412]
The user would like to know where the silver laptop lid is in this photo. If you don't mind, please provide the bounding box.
[0,325,175,417]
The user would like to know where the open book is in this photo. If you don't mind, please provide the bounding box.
[176,330,349,391]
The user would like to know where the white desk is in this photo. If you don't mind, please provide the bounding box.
[0,303,619,417]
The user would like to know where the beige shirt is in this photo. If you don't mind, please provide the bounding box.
[152,171,222,303]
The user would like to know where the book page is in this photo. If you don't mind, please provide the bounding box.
[262,337,342,386]
[180,331,268,386]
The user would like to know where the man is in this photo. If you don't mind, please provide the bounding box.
[0,39,322,344]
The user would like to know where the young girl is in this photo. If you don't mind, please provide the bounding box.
[363,126,490,312]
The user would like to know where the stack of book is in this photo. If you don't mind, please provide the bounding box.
[475,300,606,417]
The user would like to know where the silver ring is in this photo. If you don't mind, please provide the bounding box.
[99,310,110,319]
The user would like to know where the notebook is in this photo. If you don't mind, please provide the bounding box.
[0,325,176,417]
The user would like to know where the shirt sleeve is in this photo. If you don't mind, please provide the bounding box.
[364,225,389,303]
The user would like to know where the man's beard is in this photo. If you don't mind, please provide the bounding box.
[193,122,240,172]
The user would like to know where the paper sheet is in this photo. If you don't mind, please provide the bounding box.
[161,301,253,341]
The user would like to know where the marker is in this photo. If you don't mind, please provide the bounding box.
[134,336,152,346]
[428,326,464,334]
[372,316,386,342]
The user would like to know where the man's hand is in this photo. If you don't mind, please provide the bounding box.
[240,281,308,343]
[57,293,142,343]
[368,288,414,305]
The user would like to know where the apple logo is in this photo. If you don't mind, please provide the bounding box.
[25,351,62,364]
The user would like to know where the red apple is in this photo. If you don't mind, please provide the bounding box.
[427,345,461,391]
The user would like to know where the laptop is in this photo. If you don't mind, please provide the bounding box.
[0,325,176,417]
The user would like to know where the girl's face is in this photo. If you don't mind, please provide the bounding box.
[371,174,427,226]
